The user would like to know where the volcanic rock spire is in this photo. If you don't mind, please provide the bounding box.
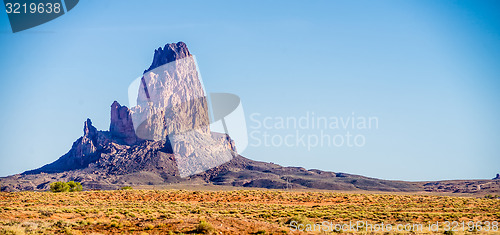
[131,42,234,177]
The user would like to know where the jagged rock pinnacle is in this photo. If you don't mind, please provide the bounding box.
[143,42,191,73]
[110,101,138,145]
[83,118,97,139]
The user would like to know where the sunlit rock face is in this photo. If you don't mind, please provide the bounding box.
[133,55,210,140]
[131,42,234,177]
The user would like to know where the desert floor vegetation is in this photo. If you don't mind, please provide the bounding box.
[0,189,499,234]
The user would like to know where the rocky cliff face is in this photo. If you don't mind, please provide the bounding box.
[110,101,138,145]
[23,119,107,175]
[80,118,98,156]
[133,47,209,140]
[131,42,233,177]
[14,41,236,182]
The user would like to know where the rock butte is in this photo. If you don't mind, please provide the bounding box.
[1,42,498,194]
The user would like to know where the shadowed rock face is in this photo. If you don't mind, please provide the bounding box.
[22,119,106,175]
[81,118,98,155]
[110,101,138,145]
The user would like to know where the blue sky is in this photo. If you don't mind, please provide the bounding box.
[0,0,499,180]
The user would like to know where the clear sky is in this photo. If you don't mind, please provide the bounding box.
[0,0,499,181]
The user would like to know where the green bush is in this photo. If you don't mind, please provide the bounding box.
[285,215,311,227]
[50,181,82,192]
[50,182,69,192]
[195,220,215,234]
[121,186,133,190]
[67,181,83,192]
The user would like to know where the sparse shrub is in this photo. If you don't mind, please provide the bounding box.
[39,210,54,217]
[63,226,82,235]
[127,212,137,218]
[0,225,25,235]
[121,186,133,190]
[77,220,88,226]
[50,182,70,192]
[443,230,455,235]
[50,181,82,192]
[285,215,312,227]
[195,220,215,234]
[144,223,155,230]
[67,181,82,192]
[109,221,122,228]
[160,213,175,219]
